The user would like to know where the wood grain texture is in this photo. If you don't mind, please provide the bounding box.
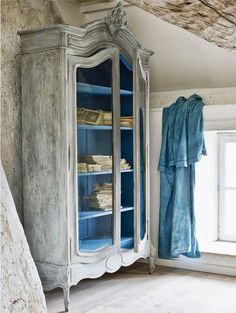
[45,263,236,313]
[19,23,153,69]
[22,49,69,266]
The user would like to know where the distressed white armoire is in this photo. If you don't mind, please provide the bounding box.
[20,3,154,311]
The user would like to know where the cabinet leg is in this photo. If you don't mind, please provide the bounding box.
[148,256,156,274]
[63,286,70,312]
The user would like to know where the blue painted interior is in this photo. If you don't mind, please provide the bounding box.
[76,53,142,252]
[79,206,133,220]
[78,169,133,177]
[78,124,133,131]
[77,82,133,95]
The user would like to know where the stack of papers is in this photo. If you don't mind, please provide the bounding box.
[77,108,133,127]
[79,155,131,171]
[85,183,113,211]
[120,116,133,127]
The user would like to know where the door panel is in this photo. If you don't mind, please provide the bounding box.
[119,53,134,250]
[68,48,120,263]
[134,51,149,251]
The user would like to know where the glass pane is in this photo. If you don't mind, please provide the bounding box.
[224,142,236,188]
[221,190,236,237]
[120,54,134,249]
[76,59,114,252]
[138,65,146,241]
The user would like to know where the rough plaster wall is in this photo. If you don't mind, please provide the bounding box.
[1,163,47,313]
[1,0,62,220]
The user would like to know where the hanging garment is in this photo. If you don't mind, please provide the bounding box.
[158,94,206,259]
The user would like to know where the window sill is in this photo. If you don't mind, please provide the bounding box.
[200,241,236,256]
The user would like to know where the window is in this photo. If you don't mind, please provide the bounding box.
[195,131,236,253]
[218,133,236,242]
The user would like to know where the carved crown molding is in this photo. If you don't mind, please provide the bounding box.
[105,2,128,39]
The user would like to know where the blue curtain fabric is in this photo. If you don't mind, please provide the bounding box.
[158,94,206,259]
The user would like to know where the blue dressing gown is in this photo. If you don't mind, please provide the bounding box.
[158,94,206,259]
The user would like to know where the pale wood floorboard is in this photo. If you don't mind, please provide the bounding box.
[45,263,236,313]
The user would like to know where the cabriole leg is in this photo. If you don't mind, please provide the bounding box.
[148,256,156,274]
[63,286,70,312]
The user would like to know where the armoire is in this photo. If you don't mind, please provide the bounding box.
[19,3,155,311]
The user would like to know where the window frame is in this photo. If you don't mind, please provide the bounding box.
[218,132,236,242]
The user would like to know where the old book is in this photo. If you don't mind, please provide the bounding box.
[77,108,103,125]
[85,182,113,210]
[77,163,87,173]
[87,164,102,172]
[101,112,112,125]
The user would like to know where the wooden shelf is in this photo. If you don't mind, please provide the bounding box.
[78,169,133,176]
[79,206,134,220]
[77,124,133,131]
[77,82,132,96]
[79,235,134,252]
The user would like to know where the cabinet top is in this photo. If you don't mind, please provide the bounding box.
[18,3,153,69]
[18,23,90,37]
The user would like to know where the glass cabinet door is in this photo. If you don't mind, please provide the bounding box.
[74,49,120,254]
[119,54,134,250]
[69,48,147,256]
[135,53,148,249]
[117,52,148,252]
[138,64,147,242]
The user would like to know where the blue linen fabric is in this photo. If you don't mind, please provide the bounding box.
[158,94,206,259]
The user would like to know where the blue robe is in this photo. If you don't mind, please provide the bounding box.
[158,94,206,259]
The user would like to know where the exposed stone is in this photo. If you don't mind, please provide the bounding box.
[125,0,236,53]
[1,0,62,220]
[1,163,47,313]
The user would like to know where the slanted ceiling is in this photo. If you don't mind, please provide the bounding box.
[73,0,236,53]
[125,0,236,53]
[53,0,236,92]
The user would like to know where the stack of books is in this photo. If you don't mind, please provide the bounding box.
[85,183,113,211]
[101,112,112,125]
[77,107,133,127]
[120,116,133,127]
[78,155,131,172]
[77,163,87,173]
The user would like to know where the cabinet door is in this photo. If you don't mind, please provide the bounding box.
[119,53,135,251]
[119,52,149,253]
[68,48,121,262]
[134,52,149,251]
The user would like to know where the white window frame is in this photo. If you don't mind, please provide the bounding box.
[218,132,236,242]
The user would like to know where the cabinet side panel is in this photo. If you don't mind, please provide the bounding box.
[22,50,68,265]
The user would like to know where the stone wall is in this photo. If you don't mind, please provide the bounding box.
[1,0,62,220]
[125,0,236,53]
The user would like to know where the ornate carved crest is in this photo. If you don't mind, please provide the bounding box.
[105,2,128,39]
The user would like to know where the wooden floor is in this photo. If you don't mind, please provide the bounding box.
[45,263,236,313]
